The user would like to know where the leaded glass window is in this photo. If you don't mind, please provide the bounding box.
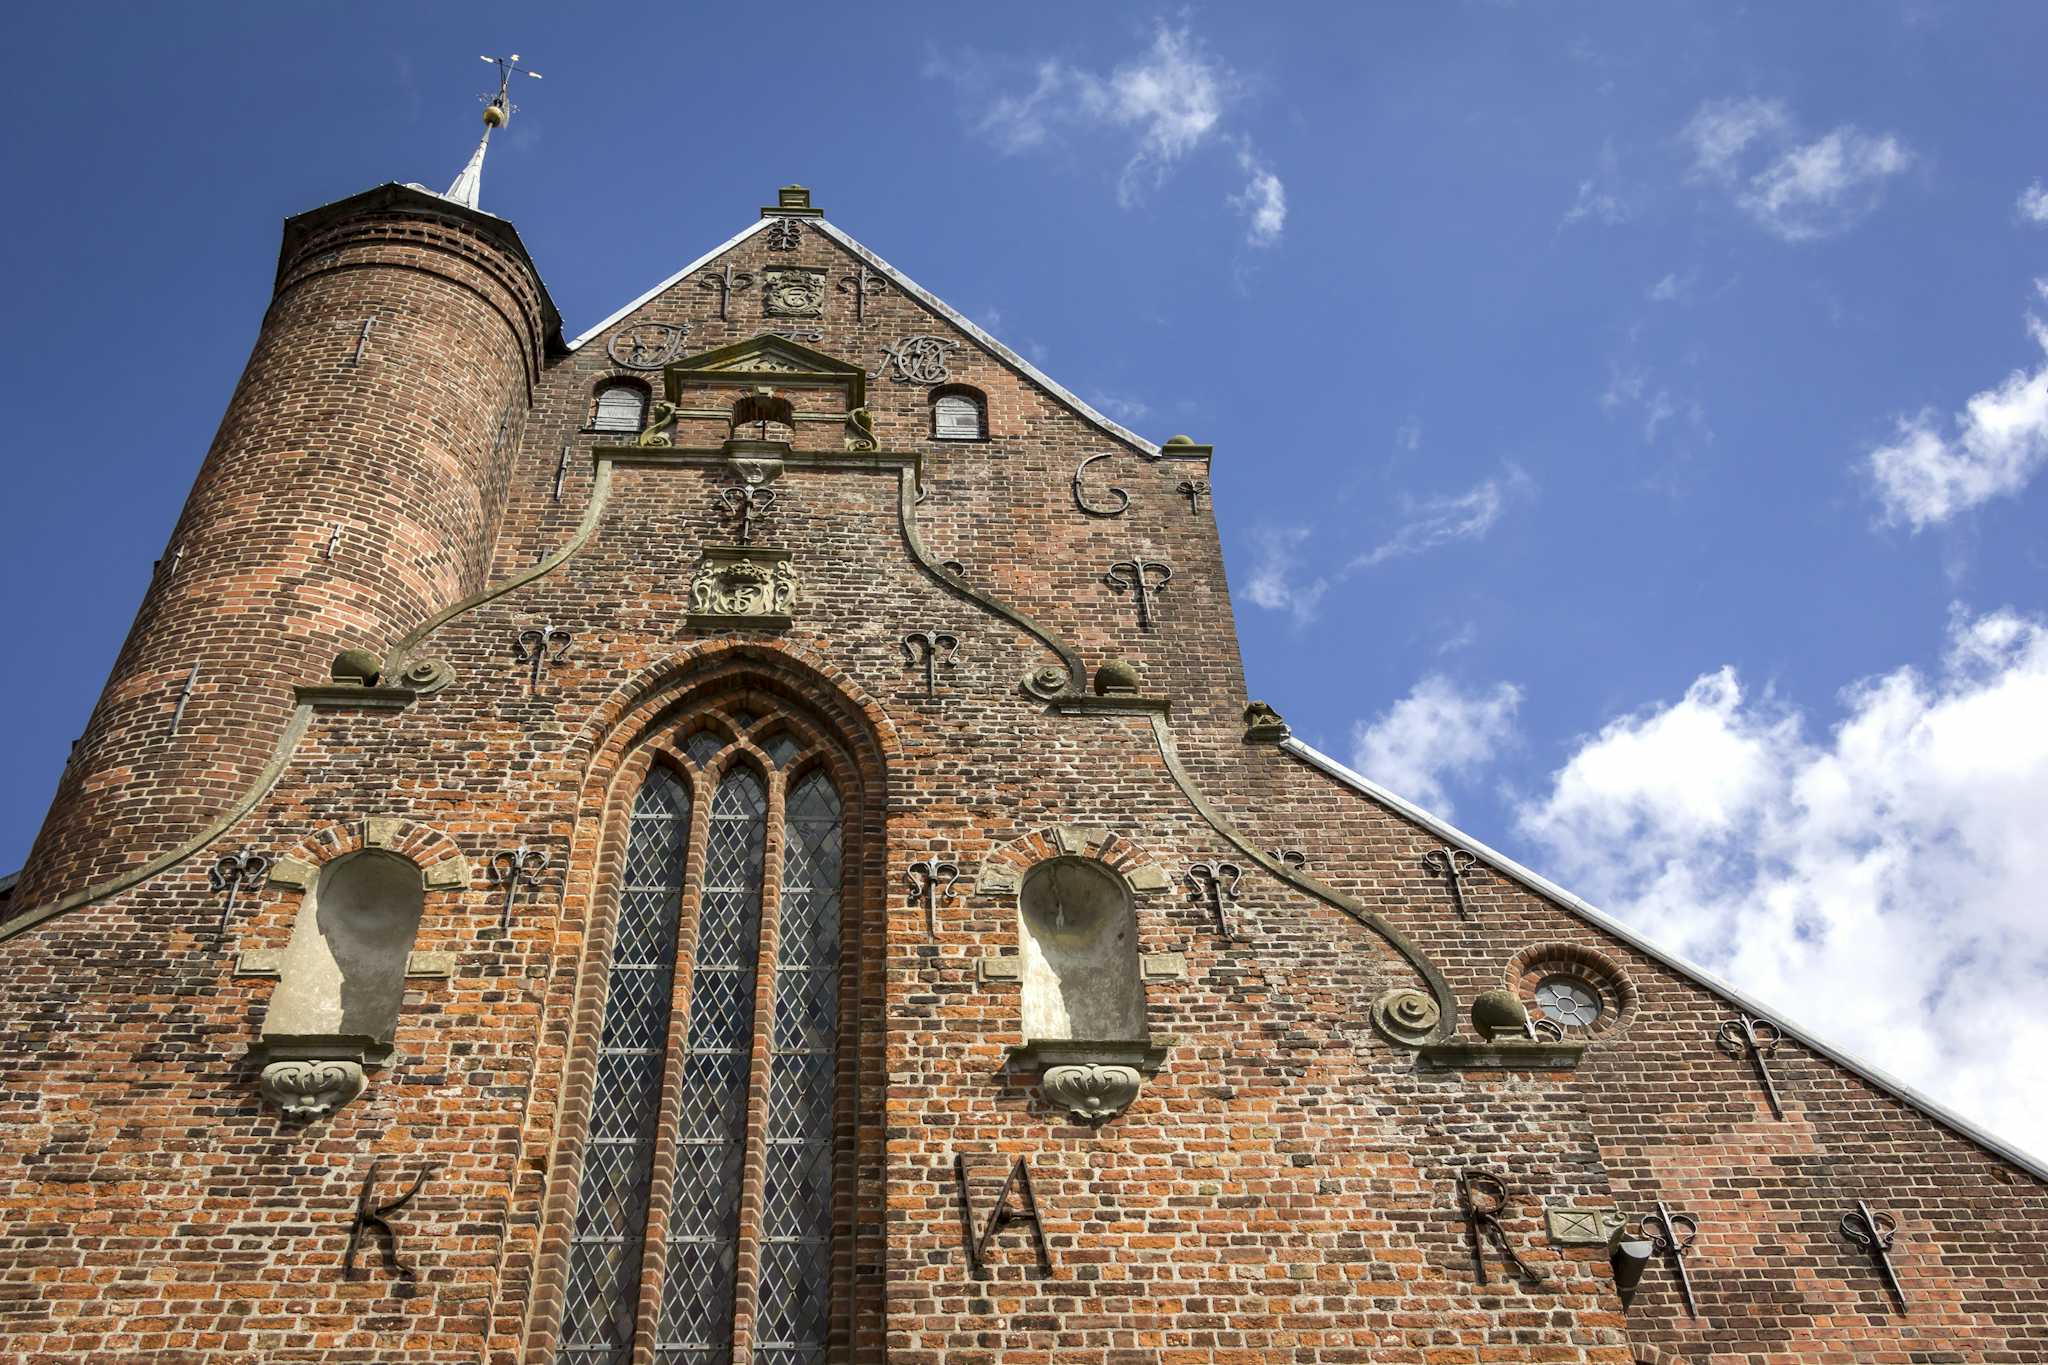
[557,713,849,1365]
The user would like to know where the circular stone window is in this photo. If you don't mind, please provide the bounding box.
[1509,943,1637,1039]
[1533,974,1603,1030]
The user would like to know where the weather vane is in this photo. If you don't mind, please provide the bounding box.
[477,52,542,127]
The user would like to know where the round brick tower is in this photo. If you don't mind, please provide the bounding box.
[12,180,562,910]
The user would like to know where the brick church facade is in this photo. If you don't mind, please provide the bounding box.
[0,134,2042,1364]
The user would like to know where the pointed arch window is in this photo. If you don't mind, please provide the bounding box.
[557,703,851,1365]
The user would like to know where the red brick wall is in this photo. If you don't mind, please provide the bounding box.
[0,203,2039,1365]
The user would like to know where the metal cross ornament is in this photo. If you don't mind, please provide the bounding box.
[1716,1012,1788,1119]
[902,631,960,699]
[1105,557,1173,629]
[1458,1170,1540,1285]
[345,1159,433,1281]
[1185,861,1244,941]
[906,856,961,937]
[208,849,271,943]
[477,53,543,121]
[716,484,777,544]
[836,266,890,322]
[1841,1201,1907,1311]
[696,261,755,321]
[1638,1201,1702,1319]
[764,217,804,251]
[490,844,549,931]
[513,623,572,693]
[1177,478,1209,514]
[1421,846,1479,920]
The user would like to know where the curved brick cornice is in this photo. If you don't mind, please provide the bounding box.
[270,817,469,885]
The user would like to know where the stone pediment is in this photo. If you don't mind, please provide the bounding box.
[667,335,867,406]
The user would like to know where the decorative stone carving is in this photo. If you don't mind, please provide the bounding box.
[258,1056,366,1120]
[1372,986,1443,1047]
[1039,1063,1144,1124]
[1021,665,1070,699]
[846,405,877,452]
[396,656,455,694]
[1546,1204,1628,1246]
[688,546,797,626]
[762,267,826,316]
[763,217,805,251]
[638,399,680,447]
[1243,700,1290,743]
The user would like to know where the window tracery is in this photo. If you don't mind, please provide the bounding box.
[557,700,853,1365]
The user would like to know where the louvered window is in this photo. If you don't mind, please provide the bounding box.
[932,391,984,441]
[594,384,649,433]
[558,708,847,1365]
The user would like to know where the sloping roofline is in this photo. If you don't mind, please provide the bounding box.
[1284,737,2048,1182]
[565,216,1163,458]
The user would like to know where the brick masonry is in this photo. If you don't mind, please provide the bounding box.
[0,186,2041,1363]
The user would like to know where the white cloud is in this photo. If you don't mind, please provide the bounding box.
[1347,467,1531,570]
[1561,138,1632,228]
[2018,181,2048,225]
[1352,676,1523,818]
[1396,418,1423,452]
[1601,360,1708,447]
[1648,270,1695,303]
[1681,96,1913,241]
[1240,525,1328,627]
[1867,308,2048,528]
[944,24,1285,243]
[1516,608,2048,1161]
[1088,391,1154,424]
[1232,146,1287,247]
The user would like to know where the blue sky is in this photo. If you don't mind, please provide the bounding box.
[3,4,2045,1156]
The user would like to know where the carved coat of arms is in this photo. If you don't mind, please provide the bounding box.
[761,268,826,317]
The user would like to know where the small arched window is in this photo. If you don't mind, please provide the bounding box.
[593,382,649,434]
[931,387,986,441]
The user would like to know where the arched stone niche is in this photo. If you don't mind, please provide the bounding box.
[1005,856,1166,1125]
[249,849,426,1120]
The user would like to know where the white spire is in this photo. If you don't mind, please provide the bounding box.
[442,54,541,212]
[445,125,491,209]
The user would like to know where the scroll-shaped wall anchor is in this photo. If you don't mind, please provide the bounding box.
[345,1159,433,1282]
[717,484,777,545]
[902,631,959,699]
[1421,846,1478,920]
[1072,452,1130,517]
[836,265,890,322]
[208,849,271,944]
[1458,1169,1541,1286]
[1106,556,1172,629]
[1176,478,1209,514]
[695,260,754,321]
[490,844,549,932]
[1269,847,1308,872]
[1841,1200,1907,1312]
[955,1154,1054,1277]
[1638,1201,1702,1319]
[1185,860,1244,942]
[1716,1012,1788,1119]
[907,856,961,937]
[513,623,572,694]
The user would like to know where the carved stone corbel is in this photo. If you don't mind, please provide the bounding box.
[1003,1038,1169,1125]
[249,1034,386,1120]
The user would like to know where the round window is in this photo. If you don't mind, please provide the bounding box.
[1533,975,1602,1029]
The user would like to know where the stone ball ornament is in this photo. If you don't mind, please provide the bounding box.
[330,648,382,685]
[1093,658,1141,696]
[1471,987,1533,1040]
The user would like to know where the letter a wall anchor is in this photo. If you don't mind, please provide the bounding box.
[955,1154,1055,1277]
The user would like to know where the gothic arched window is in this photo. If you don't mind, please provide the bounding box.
[557,703,851,1365]
[593,381,650,434]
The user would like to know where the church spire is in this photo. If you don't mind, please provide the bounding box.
[445,52,541,211]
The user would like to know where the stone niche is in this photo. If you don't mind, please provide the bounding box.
[248,849,426,1119]
[1003,857,1166,1124]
